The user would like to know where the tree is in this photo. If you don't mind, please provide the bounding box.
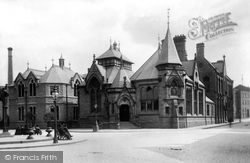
[43,112,54,127]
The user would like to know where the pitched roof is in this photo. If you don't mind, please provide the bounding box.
[22,68,45,79]
[156,29,182,66]
[39,65,75,84]
[212,61,223,73]
[130,47,160,81]
[206,97,214,103]
[182,60,194,77]
[111,67,132,88]
[96,45,133,64]
[234,84,250,91]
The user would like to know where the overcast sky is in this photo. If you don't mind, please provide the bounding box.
[0,0,249,87]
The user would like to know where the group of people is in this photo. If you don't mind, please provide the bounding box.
[58,123,73,140]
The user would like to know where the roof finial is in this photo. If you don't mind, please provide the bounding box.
[110,37,112,50]
[120,55,123,69]
[167,8,170,30]
[27,61,29,69]
[93,54,96,63]
[69,62,71,70]
[158,34,161,49]
[45,65,47,72]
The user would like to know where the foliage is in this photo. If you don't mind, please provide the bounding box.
[43,112,54,123]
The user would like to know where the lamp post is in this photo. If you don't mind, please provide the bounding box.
[93,103,99,132]
[52,87,58,143]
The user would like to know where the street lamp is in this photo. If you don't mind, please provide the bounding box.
[93,103,99,132]
[52,87,59,143]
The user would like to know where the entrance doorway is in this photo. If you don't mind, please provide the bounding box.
[119,105,130,121]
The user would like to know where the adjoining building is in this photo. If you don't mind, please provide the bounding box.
[8,48,82,128]
[234,85,250,120]
[196,43,234,123]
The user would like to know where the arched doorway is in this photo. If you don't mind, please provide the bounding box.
[119,105,130,121]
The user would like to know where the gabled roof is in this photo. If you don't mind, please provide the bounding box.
[130,47,160,81]
[111,67,132,88]
[182,60,194,77]
[212,61,223,73]
[39,65,75,84]
[22,68,45,79]
[156,28,182,66]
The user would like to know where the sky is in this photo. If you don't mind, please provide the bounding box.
[0,0,249,87]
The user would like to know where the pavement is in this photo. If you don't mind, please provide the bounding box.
[0,119,243,150]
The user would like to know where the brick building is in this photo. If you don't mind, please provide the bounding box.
[196,43,234,123]
[78,21,215,128]
[7,48,82,128]
[234,85,250,119]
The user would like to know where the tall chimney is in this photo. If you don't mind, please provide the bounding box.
[196,43,205,58]
[8,47,13,86]
[173,35,188,61]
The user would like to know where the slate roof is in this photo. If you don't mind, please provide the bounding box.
[130,47,161,81]
[39,65,75,84]
[234,84,250,91]
[22,68,45,79]
[156,29,182,66]
[96,45,133,64]
[182,60,194,77]
[111,67,132,88]
[212,61,223,73]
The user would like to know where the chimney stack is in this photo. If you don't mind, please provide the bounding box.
[173,35,188,61]
[196,43,205,58]
[8,47,13,86]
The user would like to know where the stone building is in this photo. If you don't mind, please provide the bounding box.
[78,22,215,128]
[196,43,234,123]
[8,48,82,128]
[234,85,250,119]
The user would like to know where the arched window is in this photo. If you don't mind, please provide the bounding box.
[140,85,158,111]
[74,80,80,96]
[18,106,24,121]
[29,80,36,96]
[18,81,25,97]
[186,86,192,115]
[89,77,101,113]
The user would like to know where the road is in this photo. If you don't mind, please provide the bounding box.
[2,120,250,163]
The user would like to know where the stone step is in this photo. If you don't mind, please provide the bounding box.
[119,122,139,129]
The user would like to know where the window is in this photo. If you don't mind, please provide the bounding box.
[207,105,210,116]
[18,106,24,121]
[29,106,36,121]
[111,103,115,114]
[74,80,80,96]
[165,106,170,115]
[29,80,36,96]
[73,106,78,120]
[199,90,203,115]
[50,86,59,95]
[89,77,101,113]
[186,86,192,114]
[179,107,183,115]
[18,81,25,97]
[140,86,159,111]
[194,83,198,115]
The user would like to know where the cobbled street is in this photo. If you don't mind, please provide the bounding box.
[2,120,250,163]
